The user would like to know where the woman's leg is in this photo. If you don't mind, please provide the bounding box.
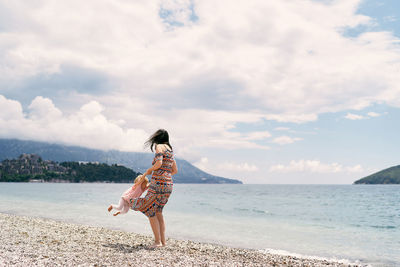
[156,212,166,246]
[149,216,162,246]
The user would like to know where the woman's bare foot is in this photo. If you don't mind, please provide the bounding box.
[147,242,163,249]
[108,205,112,212]
[113,212,120,216]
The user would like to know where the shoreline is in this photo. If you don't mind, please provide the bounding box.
[0,213,364,266]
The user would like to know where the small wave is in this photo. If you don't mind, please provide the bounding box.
[252,209,269,214]
[232,208,270,215]
[234,208,249,212]
[221,191,235,196]
[261,248,367,266]
[370,225,396,229]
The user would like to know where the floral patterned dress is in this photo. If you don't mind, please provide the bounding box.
[130,149,174,217]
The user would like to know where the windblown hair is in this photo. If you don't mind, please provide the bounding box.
[144,129,173,152]
[134,174,149,184]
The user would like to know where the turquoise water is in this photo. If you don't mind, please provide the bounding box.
[0,183,399,266]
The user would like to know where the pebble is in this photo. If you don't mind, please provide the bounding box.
[0,213,365,267]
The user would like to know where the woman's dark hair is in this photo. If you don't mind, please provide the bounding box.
[144,129,173,152]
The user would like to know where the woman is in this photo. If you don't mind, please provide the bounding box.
[130,129,178,248]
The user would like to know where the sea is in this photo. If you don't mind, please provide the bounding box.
[0,183,399,266]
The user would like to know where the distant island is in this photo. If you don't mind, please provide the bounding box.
[0,139,243,184]
[354,165,400,184]
[0,154,140,183]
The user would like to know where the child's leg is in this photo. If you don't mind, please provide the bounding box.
[119,200,130,214]
[112,198,130,216]
[111,198,125,211]
[114,200,129,216]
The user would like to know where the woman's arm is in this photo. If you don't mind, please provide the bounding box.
[171,159,178,175]
[143,145,163,176]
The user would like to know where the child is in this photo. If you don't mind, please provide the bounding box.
[108,174,149,216]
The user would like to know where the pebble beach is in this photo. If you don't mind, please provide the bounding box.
[0,213,363,267]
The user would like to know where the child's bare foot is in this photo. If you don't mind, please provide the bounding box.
[113,212,121,216]
[108,205,112,212]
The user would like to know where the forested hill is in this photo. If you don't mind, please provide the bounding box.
[0,154,140,183]
[354,165,400,184]
[0,139,242,184]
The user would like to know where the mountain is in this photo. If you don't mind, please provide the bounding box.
[0,139,242,184]
[353,165,400,184]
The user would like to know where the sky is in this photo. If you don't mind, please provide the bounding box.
[1,0,400,184]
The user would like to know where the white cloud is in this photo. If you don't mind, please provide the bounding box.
[383,16,397,22]
[264,114,318,124]
[0,95,149,152]
[345,111,383,120]
[28,96,63,121]
[0,95,24,120]
[272,136,302,145]
[193,157,209,170]
[217,162,259,172]
[242,131,271,140]
[193,157,258,175]
[0,95,271,154]
[160,0,195,27]
[346,164,364,173]
[269,160,364,174]
[97,95,274,154]
[1,0,400,125]
[1,0,400,175]
[344,113,365,120]
[367,112,380,117]
[274,127,290,131]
